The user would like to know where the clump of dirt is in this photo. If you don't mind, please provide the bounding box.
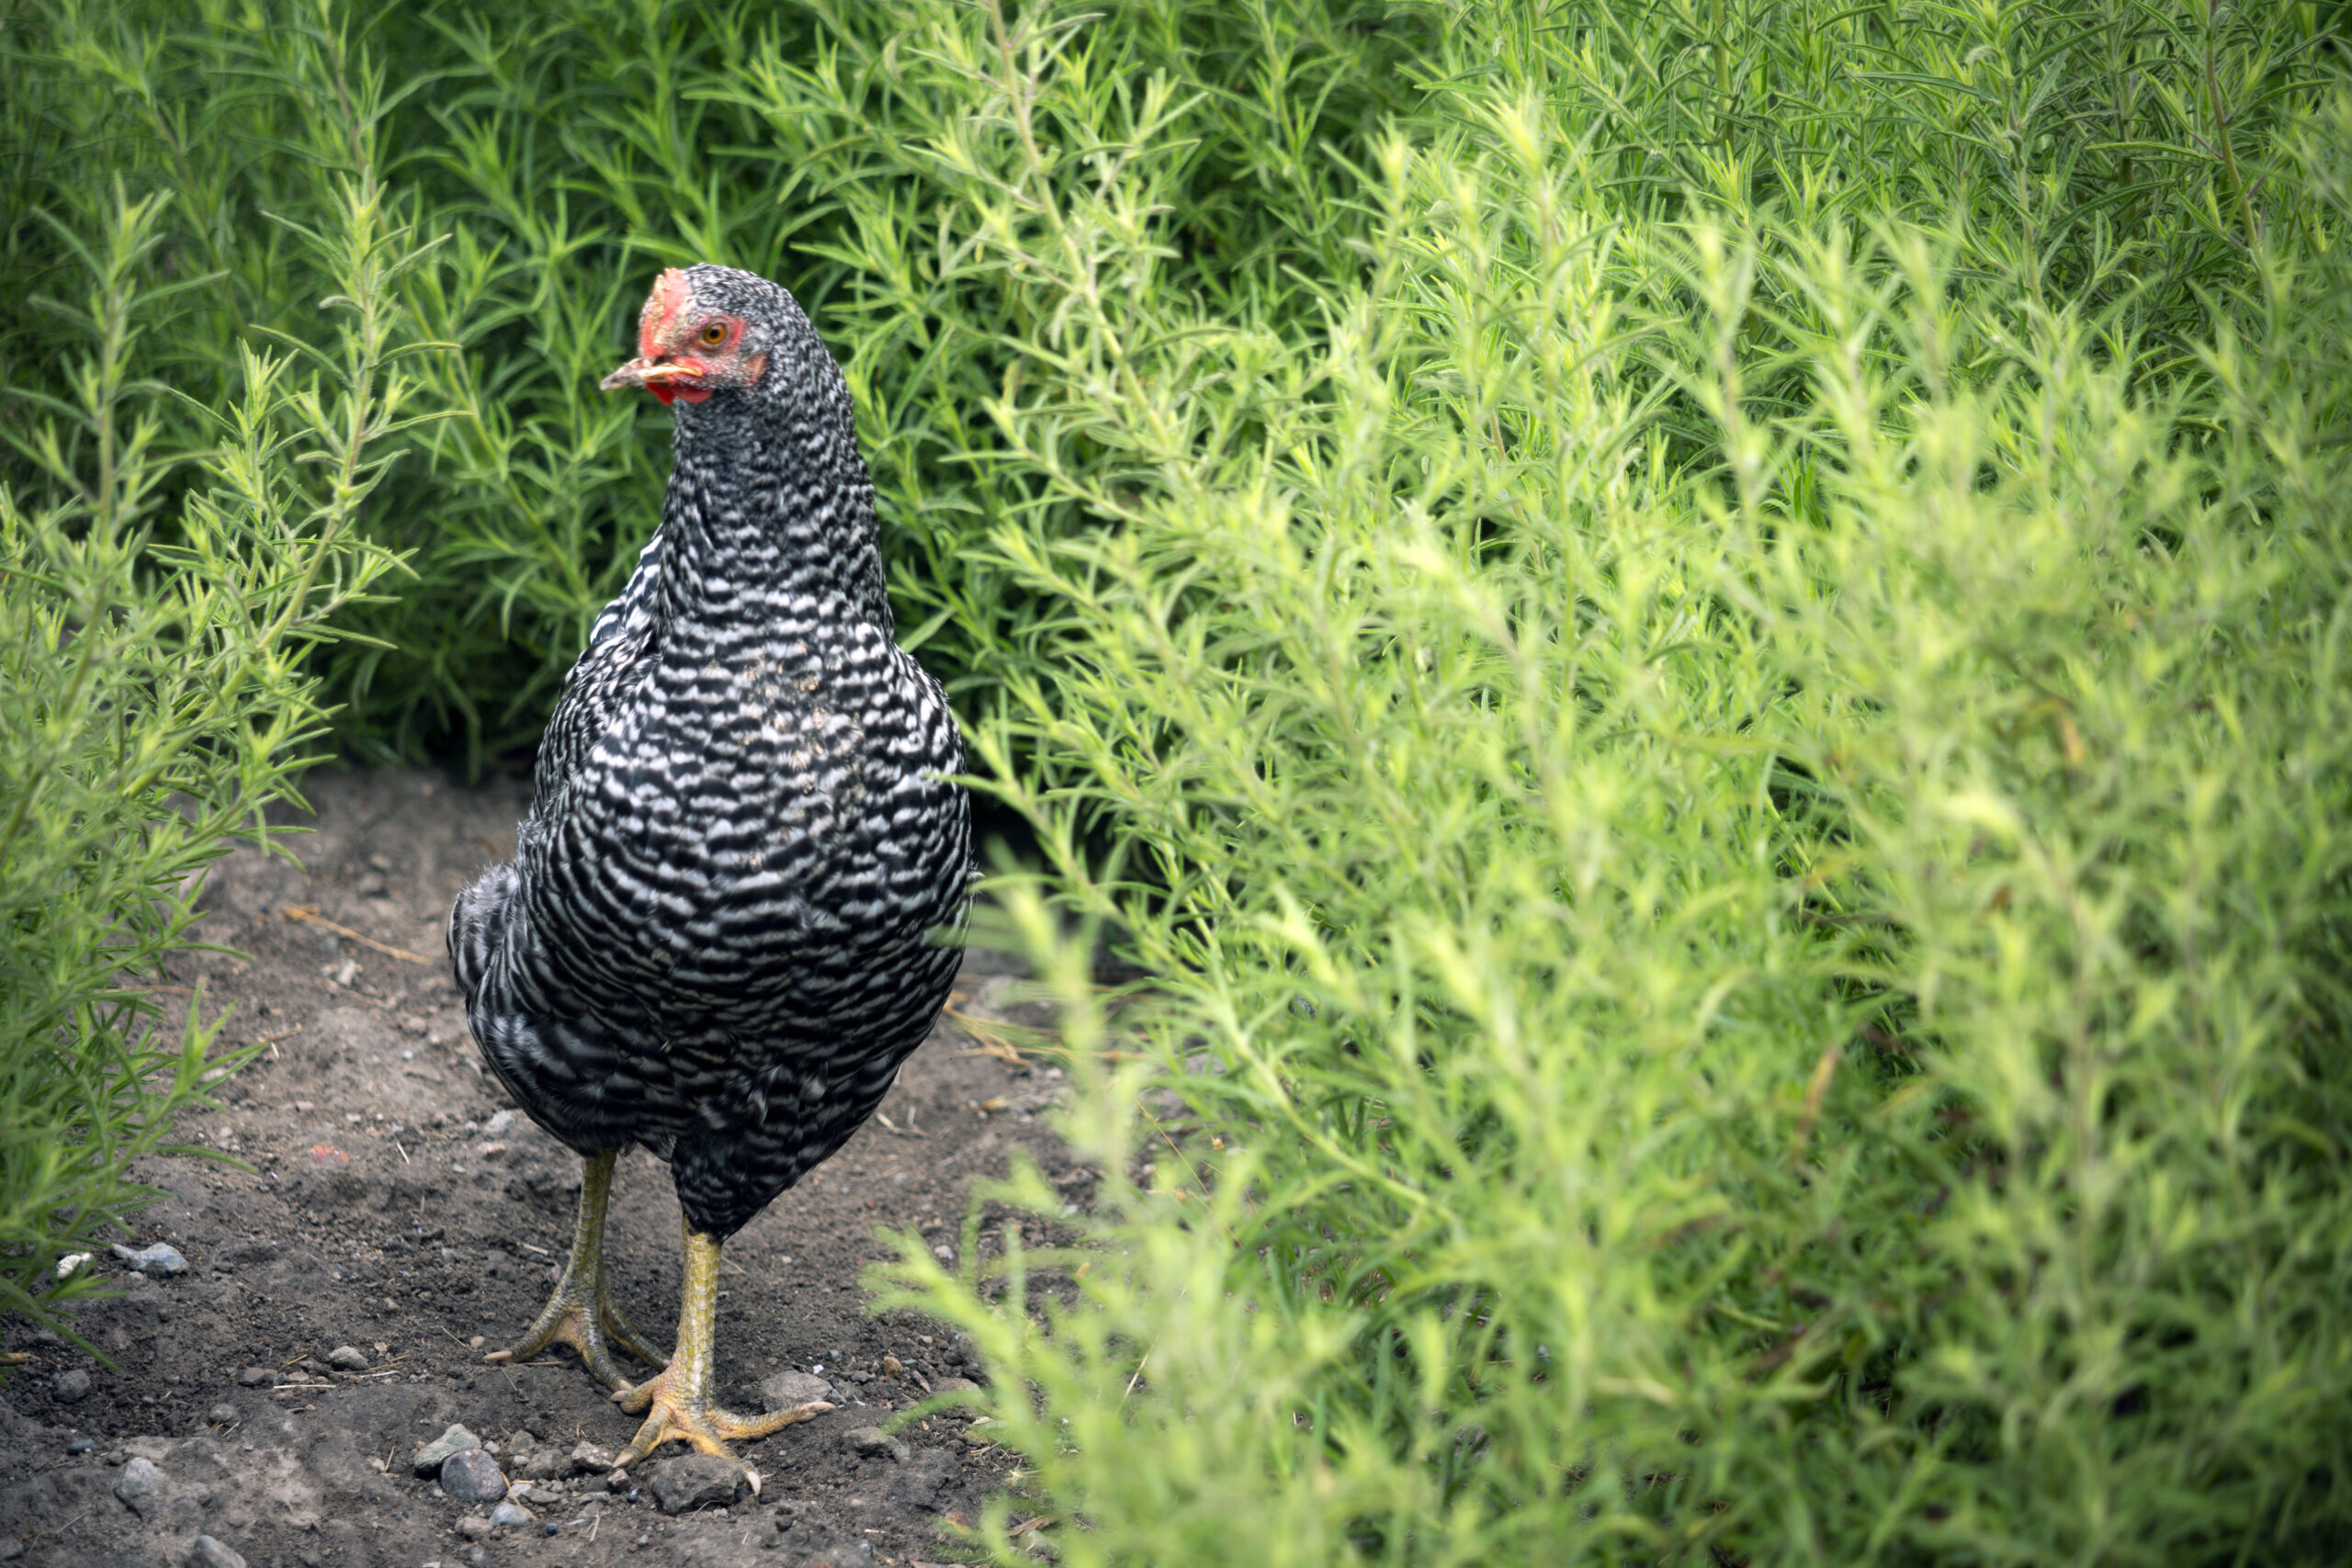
[0,769,1087,1568]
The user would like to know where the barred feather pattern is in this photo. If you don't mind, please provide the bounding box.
[450,265,971,1240]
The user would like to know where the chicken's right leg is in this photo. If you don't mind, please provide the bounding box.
[486,1150,665,1391]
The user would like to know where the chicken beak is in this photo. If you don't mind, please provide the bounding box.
[600,356,706,392]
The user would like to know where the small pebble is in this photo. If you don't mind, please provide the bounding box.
[758,1370,834,1414]
[326,1345,369,1371]
[208,1403,240,1425]
[114,1455,163,1504]
[570,1438,616,1474]
[412,1424,481,1474]
[648,1452,743,1515]
[483,1110,518,1134]
[489,1500,535,1528]
[110,1242,188,1275]
[51,1369,91,1404]
[453,1515,492,1540]
[544,1522,560,1536]
[236,1366,276,1387]
[843,1427,909,1463]
[440,1449,508,1505]
[190,1535,248,1568]
[65,1437,93,1456]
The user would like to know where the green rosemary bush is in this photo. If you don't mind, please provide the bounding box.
[823,7,2352,1566]
[0,21,427,1324]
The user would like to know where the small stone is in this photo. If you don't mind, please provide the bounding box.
[236,1366,276,1387]
[52,1369,92,1404]
[482,1110,519,1134]
[605,1468,630,1492]
[439,1449,508,1504]
[519,1448,568,1482]
[412,1424,481,1475]
[759,1370,836,1414]
[110,1242,189,1275]
[190,1535,248,1568]
[932,1377,980,1396]
[884,1450,956,1514]
[65,1438,93,1456]
[208,1403,240,1425]
[569,1440,616,1474]
[453,1515,493,1540]
[114,1455,163,1506]
[326,1345,369,1371]
[489,1501,535,1528]
[648,1452,744,1515]
[842,1427,909,1463]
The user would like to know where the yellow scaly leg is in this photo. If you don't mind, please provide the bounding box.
[611,1217,832,1466]
[485,1151,665,1391]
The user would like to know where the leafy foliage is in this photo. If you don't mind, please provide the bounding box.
[0,14,431,1324]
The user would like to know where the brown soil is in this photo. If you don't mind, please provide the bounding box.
[0,769,1082,1568]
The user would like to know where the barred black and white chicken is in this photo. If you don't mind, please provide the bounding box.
[448,264,970,1464]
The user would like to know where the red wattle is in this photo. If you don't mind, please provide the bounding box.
[650,386,677,406]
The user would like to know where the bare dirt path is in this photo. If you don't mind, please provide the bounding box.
[0,769,1080,1568]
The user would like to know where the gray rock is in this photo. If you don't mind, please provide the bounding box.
[190,1536,248,1568]
[412,1424,481,1475]
[648,1452,743,1515]
[207,1403,240,1426]
[325,1345,368,1371]
[569,1439,616,1474]
[884,1448,956,1514]
[759,1370,836,1414]
[454,1515,492,1540]
[843,1427,909,1463]
[111,1242,189,1275]
[439,1449,508,1504]
[51,1369,91,1404]
[931,1376,981,1396]
[489,1500,535,1528]
[483,1109,519,1134]
[114,1455,163,1506]
[516,1447,568,1482]
[234,1367,276,1388]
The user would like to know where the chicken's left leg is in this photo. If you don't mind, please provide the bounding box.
[611,1218,832,1464]
[487,1150,665,1391]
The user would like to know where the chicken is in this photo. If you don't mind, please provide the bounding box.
[448,264,970,1465]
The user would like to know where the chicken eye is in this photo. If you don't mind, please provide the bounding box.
[699,321,729,347]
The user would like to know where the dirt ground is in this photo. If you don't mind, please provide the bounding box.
[0,769,1086,1568]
